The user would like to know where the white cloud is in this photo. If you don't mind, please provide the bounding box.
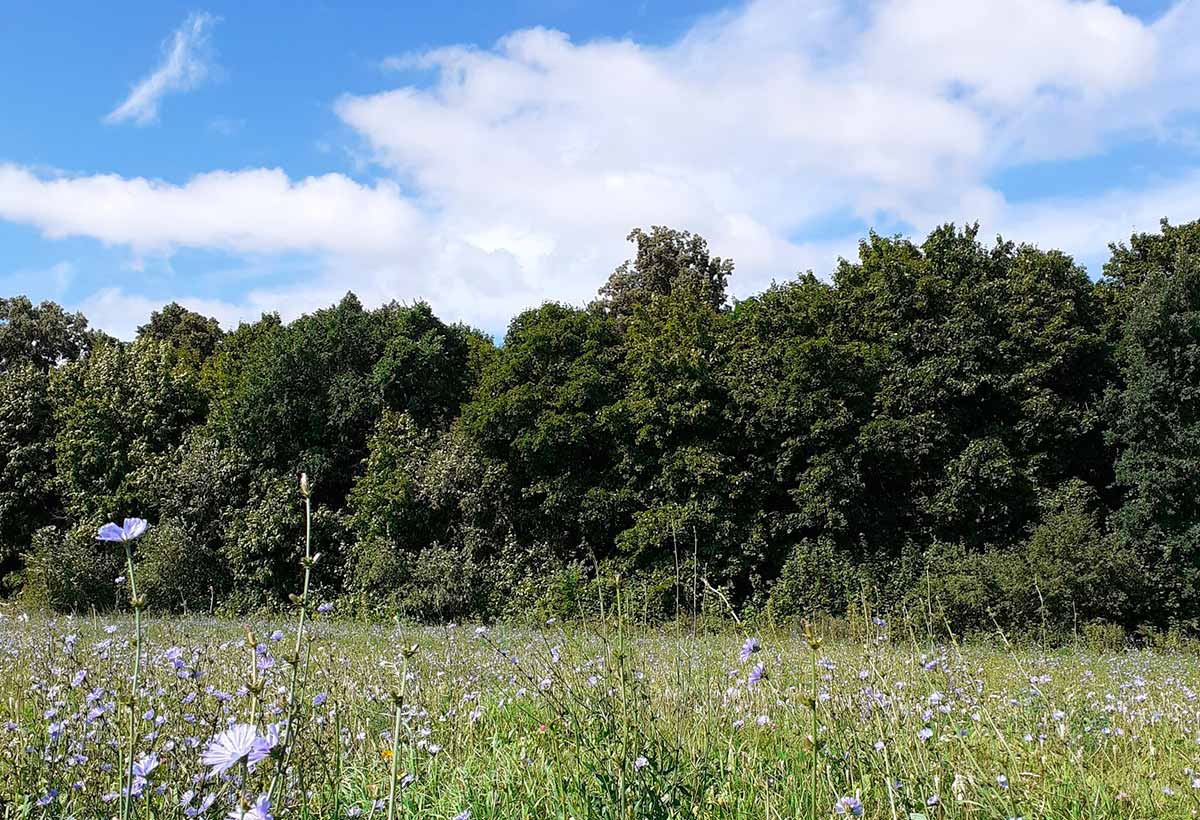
[106,12,218,126]
[0,165,423,257]
[1,0,1198,337]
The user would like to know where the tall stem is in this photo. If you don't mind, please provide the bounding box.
[809,634,819,820]
[269,485,314,803]
[386,654,411,820]
[122,541,142,820]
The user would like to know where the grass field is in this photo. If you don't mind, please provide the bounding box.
[2,609,1199,819]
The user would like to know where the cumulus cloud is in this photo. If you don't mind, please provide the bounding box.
[1,0,1198,336]
[106,11,217,125]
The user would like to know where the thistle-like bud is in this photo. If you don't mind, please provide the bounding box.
[401,644,419,659]
[802,619,823,651]
[299,472,310,498]
[389,689,405,706]
[130,594,146,609]
[288,593,303,605]
[242,626,256,648]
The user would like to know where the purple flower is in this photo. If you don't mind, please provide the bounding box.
[739,637,760,662]
[97,518,148,542]
[132,752,159,780]
[200,724,274,777]
[186,793,217,817]
[748,662,765,686]
[834,796,863,816]
[633,755,649,771]
[452,812,471,820]
[317,602,333,614]
[227,794,272,820]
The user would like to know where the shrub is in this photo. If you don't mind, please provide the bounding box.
[766,537,861,619]
[917,481,1145,639]
[136,519,227,613]
[21,525,122,612]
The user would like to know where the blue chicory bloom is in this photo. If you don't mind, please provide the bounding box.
[200,724,274,777]
[835,796,863,816]
[227,794,272,820]
[97,518,148,543]
[739,637,760,662]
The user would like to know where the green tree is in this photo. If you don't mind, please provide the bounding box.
[205,294,477,506]
[51,337,207,523]
[0,295,90,372]
[595,227,733,322]
[1110,247,1200,625]
[0,365,58,574]
[463,302,629,560]
[137,302,224,364]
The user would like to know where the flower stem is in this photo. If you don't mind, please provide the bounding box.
[386,653,410,820]
[122,540,142,820]
[268,486,314,804]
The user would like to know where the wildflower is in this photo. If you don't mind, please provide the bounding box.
[317,602,333,614]
[834,796,863,816]
[313,692,327,707]
[918,727,933,742]
[739,637,760,662]
[131,751,159,793]
[997,774,1009,789]
[452,812,471,820]
[200,724,274,777]
[97,518,148,542]
[36,789,59,807]
[634,755,649,771]
[227,794,272,820]
[748,662,765,686]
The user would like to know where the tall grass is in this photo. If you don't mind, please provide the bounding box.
[4,605,1200,818]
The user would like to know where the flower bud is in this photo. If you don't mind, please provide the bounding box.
[299,472,310,498]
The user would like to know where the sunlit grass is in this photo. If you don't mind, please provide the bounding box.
[4,609,1200,819]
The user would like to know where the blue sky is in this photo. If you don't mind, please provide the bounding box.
[1,0,1198,337]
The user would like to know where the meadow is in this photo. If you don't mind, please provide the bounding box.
[5,605,1200,819]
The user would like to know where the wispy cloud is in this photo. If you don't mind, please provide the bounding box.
[105,11,218,126]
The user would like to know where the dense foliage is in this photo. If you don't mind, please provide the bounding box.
[5,218,1200,634]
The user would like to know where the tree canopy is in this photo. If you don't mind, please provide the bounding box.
[5,219,1200,635]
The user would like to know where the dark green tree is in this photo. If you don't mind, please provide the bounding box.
[0,365,58,575]
[137,302,225,364]
[463,302,629,559]
[1110,247,1200,624]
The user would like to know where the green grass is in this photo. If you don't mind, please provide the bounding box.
[2,609,1199,819]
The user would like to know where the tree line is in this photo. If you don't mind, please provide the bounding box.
[3,219,1200,635]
